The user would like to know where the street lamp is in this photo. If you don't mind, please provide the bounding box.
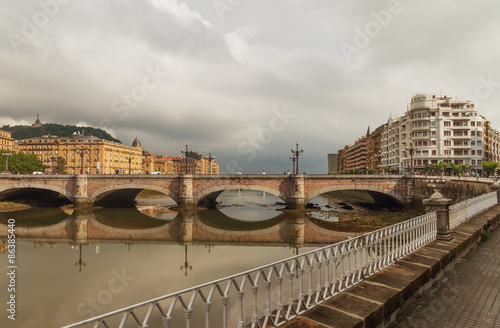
[180,143,193,174]
[289,153,296,175]
[405,142,416,174]
[126,152,132,175]
[49,156,57,174]
[290,142,304,174]
[4,152,12,173]
[76,145,89,174]
[208,151,215,175]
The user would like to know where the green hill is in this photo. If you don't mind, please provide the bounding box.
[1,123,122,143]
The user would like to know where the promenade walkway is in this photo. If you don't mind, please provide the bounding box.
[393,218,500,328]
[282,205,500,328]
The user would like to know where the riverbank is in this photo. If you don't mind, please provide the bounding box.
[308,190,424,233]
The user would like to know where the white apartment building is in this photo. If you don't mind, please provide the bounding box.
[382,93,485,174]
[381,116,402,172]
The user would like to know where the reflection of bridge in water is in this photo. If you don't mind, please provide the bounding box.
[0,208,357,248]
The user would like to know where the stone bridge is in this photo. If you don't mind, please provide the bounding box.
[0,174,493,209]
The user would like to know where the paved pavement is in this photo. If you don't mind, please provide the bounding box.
[394,228,500,328]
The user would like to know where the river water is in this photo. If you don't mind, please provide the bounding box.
[0,190,378,328]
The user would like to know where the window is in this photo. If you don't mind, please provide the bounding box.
[444,131,451,136]
[444,121,451,127]
[444,150,451,155]
[444,140,451,146]
[471,131,475,136]
[471,122,475,127]
[477,122,482,127]
[432,150,437,155]
[472,150,476,155]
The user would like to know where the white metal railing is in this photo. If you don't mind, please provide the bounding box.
[62,212,437,328]
[449,191,498,230]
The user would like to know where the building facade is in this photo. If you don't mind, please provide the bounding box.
[17,133,144,174]
[366,125,385,170]
[143,151,219,175]
[381,93,486,174]
[0,130,15,151]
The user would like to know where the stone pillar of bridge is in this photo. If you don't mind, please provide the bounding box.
[288,175,305,210]
[179,210,194,245]
[490,182,500,204]
[404,176,416,204]
[73,175,89,208]
[179,175,194,209]
[73,209,88,243]
[423,187,453,241]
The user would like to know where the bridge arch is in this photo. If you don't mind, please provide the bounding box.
[89,184,179,207]
[193,184,287,207]
[0,183,73,202]
[304,184,406,206]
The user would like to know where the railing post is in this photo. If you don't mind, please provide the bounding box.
[423,189,453,241]
[490,181,500,204]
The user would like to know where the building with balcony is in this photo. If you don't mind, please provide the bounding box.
[381,116,403,173]
[17,133,144,174]
[381,93,487,174]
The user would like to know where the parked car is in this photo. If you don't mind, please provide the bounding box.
[150,171,162,175]
[32,171,44,175]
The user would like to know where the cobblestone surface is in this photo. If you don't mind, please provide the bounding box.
[394,230,500,328]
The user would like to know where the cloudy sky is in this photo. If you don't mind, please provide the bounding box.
[2,0,500,174]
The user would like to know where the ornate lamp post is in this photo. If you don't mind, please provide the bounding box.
[180,143,193,174]
[208,151,215,175]
[290,142,304,174]
[76,145,89,174]
[49,156,57,174]
[126,152,132,174]
[404,142,416,174]
[4,152,12,173]
[289,153,296,175]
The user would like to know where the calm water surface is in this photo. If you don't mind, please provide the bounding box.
[0,191,340,328]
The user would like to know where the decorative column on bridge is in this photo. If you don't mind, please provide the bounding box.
[73,209,88,243]
[288,175,305,210]
[423,181,453,241]
[74,175,89,208]
[179,175,194,209]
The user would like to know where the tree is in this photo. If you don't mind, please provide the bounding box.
[0,151,45,174]
[434,161,449,175]
[55,156,67,174]
[482,161,499,176]
[424,163,434,175]
[449,163,469,176]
